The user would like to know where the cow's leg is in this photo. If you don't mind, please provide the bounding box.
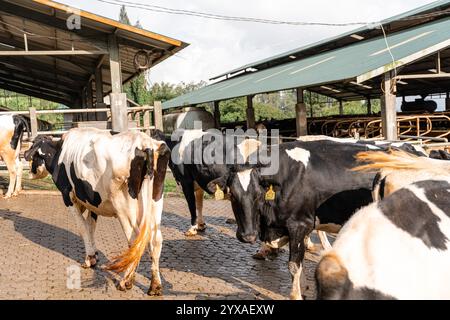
[86,211,99,262]
[68,205,97,268]
[3,152,17,198]
[115,214,137,291]
[195,187,206,231]
[13,158,23,196]
[148,228,163,296]
[181,181,199,236]
[317,231,332,251]
[288,224,310,300]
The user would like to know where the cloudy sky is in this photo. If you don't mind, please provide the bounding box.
[58,0,436,85]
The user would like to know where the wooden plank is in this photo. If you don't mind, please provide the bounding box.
[0,50,108,56]
[213,101,221,129]
[296,88,307,136]
[154,101,163,131]
[29,107,38,139]
[246,95,255,129]
[110,93,128,132]
[381,72,398,141]
[108,35,122,94]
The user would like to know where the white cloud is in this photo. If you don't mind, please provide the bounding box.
[58,0,436,84]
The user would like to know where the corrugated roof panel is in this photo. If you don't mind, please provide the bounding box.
[163,17,450,109]
[211,0,450,80]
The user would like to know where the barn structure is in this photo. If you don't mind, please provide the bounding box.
[0,0,188,134]
[163,1,450,141]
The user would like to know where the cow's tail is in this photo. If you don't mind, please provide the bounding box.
[315,253,349,300]
[106,148,155,281]
[353,149,450,172]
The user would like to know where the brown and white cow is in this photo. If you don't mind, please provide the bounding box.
[24,128,170,295]
[0,115,29,198]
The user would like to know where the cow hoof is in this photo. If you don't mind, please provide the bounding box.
[197,223,206,232]
[125,274,135,290]
[147,285,162,296]
[116,281,127,291]
[252,252,267,260]
[82,255,98,269]
[225,218,237,225]
[185,227,198,237]
[3,194,12,199]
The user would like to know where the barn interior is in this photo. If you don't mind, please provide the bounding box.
[0,0,188,135]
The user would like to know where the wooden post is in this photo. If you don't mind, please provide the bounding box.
[296,88,307,136]
[246,95,255,129]
[154,101,163,131]
[381,71,398,141]
[29,107,38,139]
[108,35,127,132]
[86,81,95,121]
[143,109,151,135]
[367,98,372,114]
[446,92,450,111]
[95,66,107,121]
[213,101,221,129]
[80,88,87,121]
[339,100,344,115]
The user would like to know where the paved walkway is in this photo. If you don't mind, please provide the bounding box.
[0,194,319,300]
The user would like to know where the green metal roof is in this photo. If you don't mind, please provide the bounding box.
[163,16,450,109]
[210,0,450,80]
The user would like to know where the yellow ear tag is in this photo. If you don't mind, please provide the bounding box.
[215,185,225,201]
[265,185,276,201]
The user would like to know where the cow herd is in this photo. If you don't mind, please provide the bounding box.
[0,114,449,300]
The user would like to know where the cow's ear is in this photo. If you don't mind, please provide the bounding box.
[206,176,229,195]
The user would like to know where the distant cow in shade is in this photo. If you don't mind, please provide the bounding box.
[0,115,29,198]
[316,178,450,300]
[24,128,170,295]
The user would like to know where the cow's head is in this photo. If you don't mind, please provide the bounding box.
[24,135,58,179]
[207,166,265,244]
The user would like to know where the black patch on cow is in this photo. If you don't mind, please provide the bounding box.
[153,144,171,201]
[415,180,450,218]
[10,115,28,150]
[109,130,120,136]
[315,188,372,226]
[53,162,73,207]
[69,162,102,207]
[429,150,450,160]
[378,187,448,250]
[91,212,98,221]
[127,148,150,199]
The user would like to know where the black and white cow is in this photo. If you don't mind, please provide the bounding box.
[0,115,29,198]
[156,129,262,236]
[24,128,170,295]
[316,178,450,300]
[207,139,380,299]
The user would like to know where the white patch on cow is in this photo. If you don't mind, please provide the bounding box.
[237,139,261,163]
[286,147,310,167]
[237,169,252,192]
[38,148,46,156]
[332,185,450,299]
[0,115,15,131]
[367,144,381,150]
[177,129,207,161]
